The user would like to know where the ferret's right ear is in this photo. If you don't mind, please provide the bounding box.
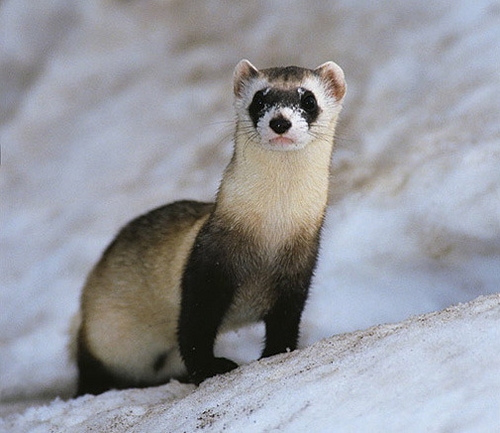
[234,59,259,97]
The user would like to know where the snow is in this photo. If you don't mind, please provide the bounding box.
[1,0,499,431]
[2,295,499,432]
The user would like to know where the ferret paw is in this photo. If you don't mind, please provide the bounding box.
[191,357,238,385]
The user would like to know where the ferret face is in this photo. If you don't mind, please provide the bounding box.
[233,60,346,151]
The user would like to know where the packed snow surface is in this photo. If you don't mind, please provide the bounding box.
[3,295,500,433]
[1,0,499,431]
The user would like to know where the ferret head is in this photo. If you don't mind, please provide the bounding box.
[233,59,346,151]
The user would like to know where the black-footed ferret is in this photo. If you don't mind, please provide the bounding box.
[75,59,346,395]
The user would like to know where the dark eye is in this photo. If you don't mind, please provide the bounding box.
[300,92,317,113]
[248,90,268,126]
[250,90,266,111]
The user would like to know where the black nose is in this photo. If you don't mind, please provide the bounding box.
[269,117,292,134]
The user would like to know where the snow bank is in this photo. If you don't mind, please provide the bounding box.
[2,294,499,432]
[1,0,499,430]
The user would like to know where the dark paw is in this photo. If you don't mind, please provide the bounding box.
[190,357,238,385]
[260,346,292,359]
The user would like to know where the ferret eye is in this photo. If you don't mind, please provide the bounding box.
[250,91,266,111]
[300,92,317,113]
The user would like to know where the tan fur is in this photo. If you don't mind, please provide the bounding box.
[80,210,210,382]
[217,139,331,249]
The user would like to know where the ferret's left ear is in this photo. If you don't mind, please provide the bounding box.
[315,61,346,101]
[234,59,259,97]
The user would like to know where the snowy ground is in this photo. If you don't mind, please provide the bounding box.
[1,0,499,431]
[2,294,500,433]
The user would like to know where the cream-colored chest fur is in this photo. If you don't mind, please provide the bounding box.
[217,134,334,249]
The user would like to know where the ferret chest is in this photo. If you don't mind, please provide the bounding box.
[218,170,326,249]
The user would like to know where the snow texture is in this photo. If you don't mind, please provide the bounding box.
[1,0,499,431]
[2,295,500,433]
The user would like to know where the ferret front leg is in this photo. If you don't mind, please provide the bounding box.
[178,242,238,385]
[261,289,308,359]
[261,257,313,359]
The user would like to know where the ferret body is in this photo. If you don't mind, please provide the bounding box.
[75,59,346,395]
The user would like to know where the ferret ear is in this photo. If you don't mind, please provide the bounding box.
[314,61,346,101]
[234,59,259,97]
